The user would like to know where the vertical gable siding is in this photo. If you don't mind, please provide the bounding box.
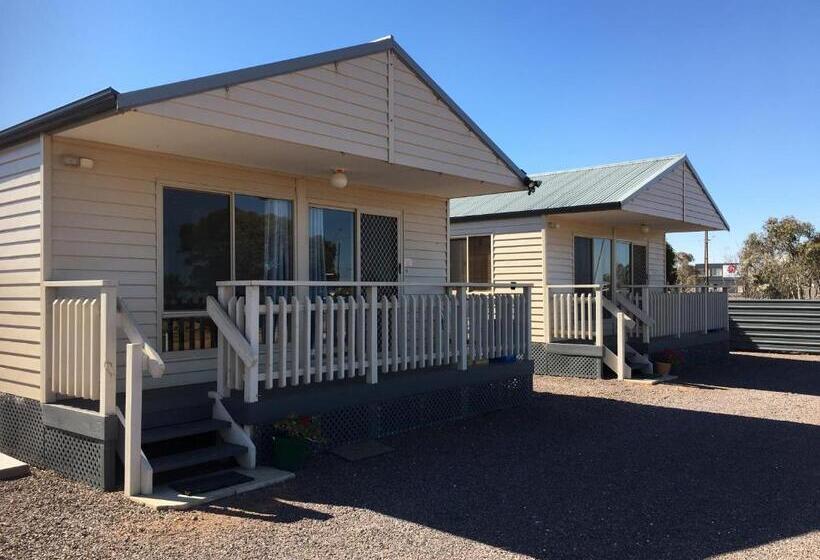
[139,53,390,162]
[392,59,519,186]
[623,161,725,229]
[0,139,42,399]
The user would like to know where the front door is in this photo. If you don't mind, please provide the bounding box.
[359,212,400,297]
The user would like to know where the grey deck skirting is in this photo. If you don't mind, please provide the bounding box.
[0,392,117,489]
[225,361,533,426]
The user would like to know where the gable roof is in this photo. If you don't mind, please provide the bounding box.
[450,154,729,230]
[0,37,534,189]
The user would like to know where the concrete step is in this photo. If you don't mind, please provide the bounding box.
[142,419,231,445]
[150,442,247,474]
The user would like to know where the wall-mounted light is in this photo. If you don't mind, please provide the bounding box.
[547,221,560,229]
[330,169,348,189]
[62,155,94,169]
[640,224,650,234]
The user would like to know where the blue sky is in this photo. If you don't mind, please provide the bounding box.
[2,0,818,262]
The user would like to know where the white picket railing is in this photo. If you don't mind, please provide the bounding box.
[209,282,531,403]
[544,285,603,345]
[620,285,729,339]
[43,280,166,497]
[43,280,118,415]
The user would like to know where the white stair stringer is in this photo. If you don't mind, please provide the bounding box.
[210,391,256,469]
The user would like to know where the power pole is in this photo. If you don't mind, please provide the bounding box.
[704,231,710,285]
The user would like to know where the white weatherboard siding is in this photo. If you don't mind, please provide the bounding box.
[624,160,724,230]
[451,216,545,341]
[50,138,448,388]
[453,215,666,343]
[545,218,666,285]
[0,139,42,399]
[137,51,518,188]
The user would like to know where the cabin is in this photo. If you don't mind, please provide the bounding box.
[0,37,536,498]
[450,155,731,380]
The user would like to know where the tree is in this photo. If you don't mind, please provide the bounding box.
[738,216,819,299]
[674,251,699,286]
[665,242,677,285]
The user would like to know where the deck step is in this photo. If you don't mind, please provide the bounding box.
[142,419,231,445]
[142,404,213,430]
[150,443,247,474]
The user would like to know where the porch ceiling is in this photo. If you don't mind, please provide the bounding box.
[57,110,521,198]
[548,208,719,233]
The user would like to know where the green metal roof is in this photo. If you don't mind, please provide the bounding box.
[450,154,684,220]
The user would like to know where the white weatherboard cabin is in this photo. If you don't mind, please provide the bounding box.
[0,37,537,498]
[450,155,731,380]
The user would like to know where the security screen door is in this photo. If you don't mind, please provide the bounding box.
[360,212,400,298]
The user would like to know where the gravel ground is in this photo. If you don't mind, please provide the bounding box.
[2,351,818,559]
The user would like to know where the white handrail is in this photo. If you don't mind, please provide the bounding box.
[206,296,257,368]
[216,280,531,289]
[117,298,165,378]
[601,297,636,327]
[614,292,655,327]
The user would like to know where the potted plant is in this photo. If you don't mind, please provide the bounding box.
[271,415,323,471]
[654,348,684,376]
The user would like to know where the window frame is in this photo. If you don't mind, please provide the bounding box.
[572,233,648,289]
[157,182,296,339]
[449,234,493,285]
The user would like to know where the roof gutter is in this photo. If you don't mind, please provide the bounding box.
[450,201,622,223]
[0,88,119,152]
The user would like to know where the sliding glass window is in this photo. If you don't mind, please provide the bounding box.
[162,187,293,351]
[235,194,293,300]
[163,188,231,311]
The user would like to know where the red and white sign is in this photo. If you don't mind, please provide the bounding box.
[723,263,739,278]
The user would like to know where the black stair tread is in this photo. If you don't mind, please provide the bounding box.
[142,404,213,429]
[142,419,231,444]
[150,443,247,474]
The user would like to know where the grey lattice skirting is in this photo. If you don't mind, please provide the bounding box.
[0,392,116,489]
[531,343,602,379]
[252,374,532,459]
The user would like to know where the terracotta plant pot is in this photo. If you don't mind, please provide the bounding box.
[655,361,672,376]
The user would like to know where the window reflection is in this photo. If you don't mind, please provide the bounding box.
[309,207,355,297]
[163,188,230,311]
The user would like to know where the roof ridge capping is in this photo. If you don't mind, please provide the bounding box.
[531,154,685,177]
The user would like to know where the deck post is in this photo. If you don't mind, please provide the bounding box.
[594,286,603,347]
[457,287,468,370]
[641,286,650,344]
[216,285,232,398]
[41,285,55,403]
[244,286,260,403]
[523,285,532,359]
[544,285,551,344]
[98,285,117,416]
[616,312,627,380]
[367,286,378,384]
[124,343,143,497]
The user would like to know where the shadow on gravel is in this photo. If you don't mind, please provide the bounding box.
[210,388,820,559]
[673,352,820,397]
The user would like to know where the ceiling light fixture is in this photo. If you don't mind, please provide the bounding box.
[330,169,348,189]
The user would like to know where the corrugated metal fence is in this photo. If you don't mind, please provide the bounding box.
[728,299,820,354]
